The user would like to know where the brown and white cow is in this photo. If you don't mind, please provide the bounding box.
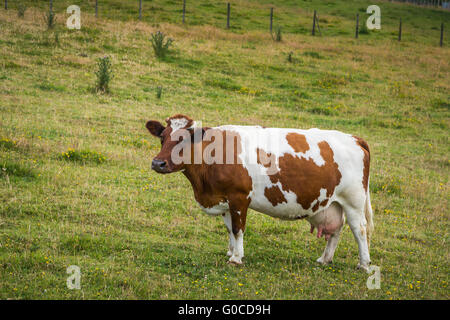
[146,114,374,271]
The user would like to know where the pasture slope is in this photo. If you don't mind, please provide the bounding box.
[0,0,448,299]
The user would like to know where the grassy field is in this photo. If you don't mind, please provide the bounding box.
[0,0,449,299]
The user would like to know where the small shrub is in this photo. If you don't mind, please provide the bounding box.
[44,11,56,30]
[17,3,27,18]
[156,86,163,99]
[286,52,303,65]
[150,31,173,59]
[95,56,113,93]
[287,51,293,63]
[54,31,60,46]
[272,26,282,42]
[59,148,107,164]
[359,24,370,35]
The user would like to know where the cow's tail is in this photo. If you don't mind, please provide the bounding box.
[365,184,374,248]
[355,135,374,248]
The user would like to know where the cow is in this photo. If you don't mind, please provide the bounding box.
[146,114,373,271]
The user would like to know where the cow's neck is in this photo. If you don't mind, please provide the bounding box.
[182,164,221,208]
[183,164,208,196]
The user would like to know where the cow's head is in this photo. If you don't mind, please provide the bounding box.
[146,114,201,174]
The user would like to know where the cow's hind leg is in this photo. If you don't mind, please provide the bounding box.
[222,212,234,257]
[342,202,371,272]
[309,202,344,265]
[319,202,344,264]
[317,223,344,265]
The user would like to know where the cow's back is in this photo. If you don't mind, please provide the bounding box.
[216,125,367,220]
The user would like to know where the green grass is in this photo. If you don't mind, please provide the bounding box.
[0,1,449,300]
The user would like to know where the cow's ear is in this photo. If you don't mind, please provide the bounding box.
[146,120,165,137]
[188,127,206,142]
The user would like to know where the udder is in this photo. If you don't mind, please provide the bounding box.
[307,202,344,241]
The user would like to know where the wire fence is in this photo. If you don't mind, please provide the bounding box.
[2,0,447,46]
[394,0,450,8]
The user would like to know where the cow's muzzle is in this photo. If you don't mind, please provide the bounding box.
[151,159,170,173]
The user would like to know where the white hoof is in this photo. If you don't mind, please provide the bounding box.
[316,256,332,265]
[228,256,243,265]
[357,262,370,273]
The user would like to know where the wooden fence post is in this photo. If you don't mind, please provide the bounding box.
[50,0,53,13]
[139,0,142,20]
[95,0,98,18]
[440,22,444,47]
[227,3,230,29]
[312,10,316,36]
[4,0,7,10]
[355,13,359,39]
[270,8,273,33]
[182,0,186,24]
[398,18,402,41]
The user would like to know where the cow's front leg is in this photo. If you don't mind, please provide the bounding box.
[227,195,249,265]
[222,212,234,257]
[228,210,245,265]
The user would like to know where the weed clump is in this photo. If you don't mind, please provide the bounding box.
[315,74,350,89]
[1,160,36,179]
[287,51,293,63]
[272,26,282,42]
[17,3,27,18]
[431,98,449,111]
[204,77,241,91]
[307,103,347,116]
[44,11,56,30]
[95,56,113,93]
[0,137,17,150]
[371,176,402,195]
[303,51,323,59]
[54,31,60,46]
[59,148,107,164]
[237,86,262,96]
[151,31,173,59]
[156,86,163,99]
[359,24,370,35]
